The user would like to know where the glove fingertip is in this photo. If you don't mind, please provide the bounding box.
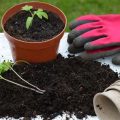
[84,42,92,50]
[69,20,78,30]
[76,51,92,60]
[84,42,98,50]
[78,51,102,60]
[68,44,84,54]
[112,55,120,65]
[73,36,84,48]
[68,44,78,54]
[67,29,79,44]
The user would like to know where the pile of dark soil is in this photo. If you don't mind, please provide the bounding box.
[0,55,119,119]
[4,10,64,42]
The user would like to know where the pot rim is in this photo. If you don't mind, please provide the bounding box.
[1,1,67,44]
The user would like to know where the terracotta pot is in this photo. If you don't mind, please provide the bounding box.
[1,1,67,63]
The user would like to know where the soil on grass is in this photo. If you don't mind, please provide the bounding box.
[0,54,119,119]
[4,10,65,42]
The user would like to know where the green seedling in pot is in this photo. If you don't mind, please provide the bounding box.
[22,5,48,29]
[0,60,45,94]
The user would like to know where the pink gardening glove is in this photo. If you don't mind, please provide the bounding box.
[67,14,120,65]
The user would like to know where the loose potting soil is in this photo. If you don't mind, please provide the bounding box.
[4,10,64,42]
[0,54,119,119]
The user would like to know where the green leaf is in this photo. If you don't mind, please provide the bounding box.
[26,17,33,29]
[35,10,48,19]
[0,61,13,74]
[22,5,33,11]
[36,12,42,19]
[34,11,37,15]
[41,12,48,19]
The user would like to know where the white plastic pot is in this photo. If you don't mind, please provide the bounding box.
[94,89,120,120]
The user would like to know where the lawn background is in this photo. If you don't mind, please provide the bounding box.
[0,0,120,32]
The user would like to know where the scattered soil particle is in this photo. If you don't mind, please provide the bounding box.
[0,54,119,119]
[96,105,102,110]
[4,10,65,42]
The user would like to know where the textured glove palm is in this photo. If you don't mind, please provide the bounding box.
[68,14,120,65]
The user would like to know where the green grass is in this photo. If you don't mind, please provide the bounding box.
[0,0,120,32]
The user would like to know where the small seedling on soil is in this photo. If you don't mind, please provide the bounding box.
[0,61,45,94]
[22,5,48,29]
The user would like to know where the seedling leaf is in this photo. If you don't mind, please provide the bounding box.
[0,61,13,74]
[0,60,45,94]
[26,17,33,29]
[36,12,42,19]
[35,9,48,19]
[41,12,48,19]
[22,5,48,30]
[22,5,33,11]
